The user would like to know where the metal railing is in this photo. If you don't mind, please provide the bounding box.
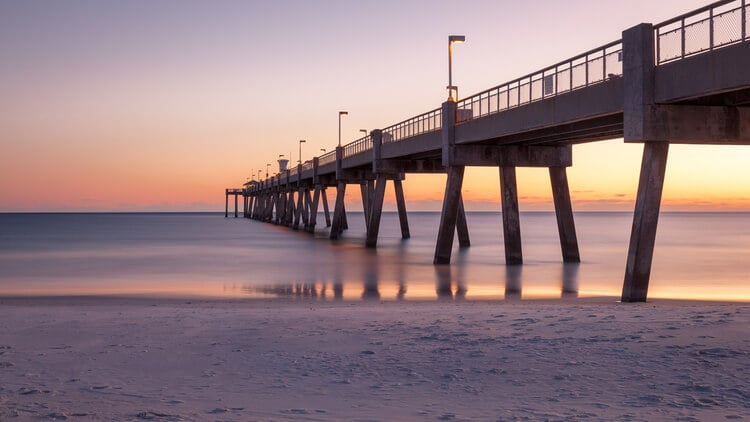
[456,40,623,123]
[382,107,442,144]
[288,166,298,178]
[302,161,314,172]
[342,134,373,159]
[318,150,337,166]
[656,0,747,64]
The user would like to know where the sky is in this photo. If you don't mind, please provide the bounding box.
[2,0,748,212]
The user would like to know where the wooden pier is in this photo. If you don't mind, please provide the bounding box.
[226,0,750,302]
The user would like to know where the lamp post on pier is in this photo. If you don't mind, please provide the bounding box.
[338,111,348,147]
[447,35,465,101]
[298,140,306,165]
[266,163,270,178]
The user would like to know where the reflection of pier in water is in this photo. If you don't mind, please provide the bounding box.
[244,261,581,301]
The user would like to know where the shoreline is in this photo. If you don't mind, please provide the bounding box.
[2,293,749,306]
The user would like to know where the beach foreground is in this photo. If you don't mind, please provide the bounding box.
[0,297,748,421]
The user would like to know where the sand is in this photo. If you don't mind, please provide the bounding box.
[0,296,749,421]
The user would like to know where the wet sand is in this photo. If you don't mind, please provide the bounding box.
[0,296,748,421]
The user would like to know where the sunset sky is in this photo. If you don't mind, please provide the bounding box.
[3,0,748,212]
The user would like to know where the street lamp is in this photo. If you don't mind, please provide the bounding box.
[257,169,262,180]
[298,140,306,165]
[320,148,326,153]
[447,35,465,102]
[338,111,348,147]
[266,163,270,178]
[359,129,367,137]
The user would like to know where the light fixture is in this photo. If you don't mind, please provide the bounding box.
[338,111,348,147]
[447,35,466,101]
[298,140,306,165]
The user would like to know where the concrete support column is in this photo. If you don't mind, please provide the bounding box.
[360,182,370,230]
[284,190,293,225]
[294,187,304,230]
[309,186,321,233]
[366,176,388,248]
[234,194,238,218]
[322,188,332,227]
[456,195,470,247]
[342,202,349,230]
[434,166,465,264]
[393,179,410,239]
[276,190,284,224]
[549,166,580,262]
[622,142,669,302]
[302,189,312,228]
[225,190,229,218]
[500,166,523,265]
[265,190,274,222]
[434,99,462,264]
[330,182,347,240]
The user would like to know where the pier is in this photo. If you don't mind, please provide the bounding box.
[226,0,750,302]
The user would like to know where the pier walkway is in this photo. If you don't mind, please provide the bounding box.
[227,0,750,302]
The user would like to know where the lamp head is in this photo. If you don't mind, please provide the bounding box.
[300,139,306,143]
[339,111,348,116]
[449,35,465,43]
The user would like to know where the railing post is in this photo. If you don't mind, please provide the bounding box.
[569,62,573,91]
[335,146,343,180]
[371,129,382,174]
[743,0,747,41]
[585,54,589,86]
[656,26,661,64]
[680,17,686,59]
[709,7,714,50]
[313,157,319,185]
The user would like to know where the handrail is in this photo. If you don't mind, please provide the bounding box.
[382,107,442,143]
[457,39,622,123]
[318,150,337,166]
[342,135,372,159]
[655,0,747,64]
[656,0,737,27]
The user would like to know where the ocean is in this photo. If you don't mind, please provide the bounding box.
[1,212,749,301]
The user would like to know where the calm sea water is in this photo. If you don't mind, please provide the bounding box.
[1,212,749,301]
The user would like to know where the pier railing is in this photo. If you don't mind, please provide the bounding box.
[343,134,373,159]
[656,0,748,64]
[382,107,442,144]
[456,40,623,123]
[319,150,337,166]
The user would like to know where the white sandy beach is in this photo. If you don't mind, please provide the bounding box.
[0,297,748,421]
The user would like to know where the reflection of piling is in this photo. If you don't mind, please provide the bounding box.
[435,265,454,300]
[562,263,580,298]
[505,265,522,300]
[362,250,380,300]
